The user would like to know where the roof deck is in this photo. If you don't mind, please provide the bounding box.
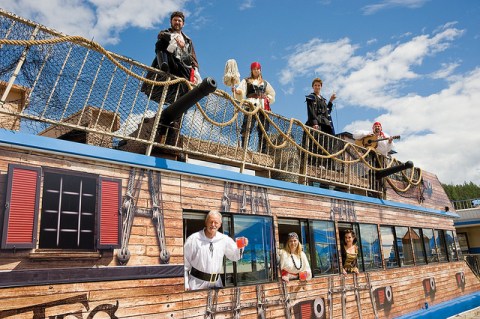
[0,9,422,200]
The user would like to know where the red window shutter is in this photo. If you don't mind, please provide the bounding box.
[97,178,121,249]
[1,165,41,249]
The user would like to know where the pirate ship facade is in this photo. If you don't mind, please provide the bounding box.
[0,9,479,319]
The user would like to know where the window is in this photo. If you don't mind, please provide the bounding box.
[40,170,97,249]
[277,218,312,276]
[228,214,275,285]
[411,228,426,265]
[309,220,338,275]
[183,212,275,288]
[358,223,382,271]
[1,164,121,251]
[456,232,469,255]
[395,226,414,266]
[434,229,448,262]
[338,223,362,272]
[422,228,438,263]
[445,230,458,261]
[380,226,399,268]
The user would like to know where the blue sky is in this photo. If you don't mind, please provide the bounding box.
[1,0,480,186]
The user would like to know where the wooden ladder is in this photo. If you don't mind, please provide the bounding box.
[327,273,379,319]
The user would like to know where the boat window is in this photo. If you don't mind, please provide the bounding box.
[421,228,438,263]
[434,229,448,262]
[380,226,399,268]
[183,212,275,288]
[411,228,427,265]
[277,218,312,277]
[453,231,464,259]
[445,230,458,262]
[227,214,275,286]
[359,223,382,271]
[39,170,97,249]
[309,220,339,275]
[394,226,414,266]
[338,223,363,272]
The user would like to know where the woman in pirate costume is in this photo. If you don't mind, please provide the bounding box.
[341,230,359,274]
[279,232,312,282]
[233,62,276,154]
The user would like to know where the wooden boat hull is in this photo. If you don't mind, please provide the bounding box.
[0,134,478,319]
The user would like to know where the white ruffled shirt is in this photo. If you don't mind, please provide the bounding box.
[234,78,276,107]
[166,32,201,83]
[352,129,394,156]
[184,229,241,290]
[279,249,312,280]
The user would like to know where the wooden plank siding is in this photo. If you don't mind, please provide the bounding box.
[0,145,476,319]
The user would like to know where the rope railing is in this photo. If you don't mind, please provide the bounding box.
[452,199,480,211]
[0,9,422,197]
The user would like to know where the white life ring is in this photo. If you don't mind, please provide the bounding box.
[430,278,436,291]
[313,298,325,319]
[385,286,393,304]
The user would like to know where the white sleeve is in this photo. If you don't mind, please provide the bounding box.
[234,79,247,100]
[301,252,312,280]
[352,130,371,140]
[265,81,276,105]
[224,236,241,262]
[279,250,289,272]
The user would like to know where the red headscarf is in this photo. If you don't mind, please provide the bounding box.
[250,61,261,70]
[373,122,385,137]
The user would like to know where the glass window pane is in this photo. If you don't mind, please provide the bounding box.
[454,232,464,259]
[434,229,448,262]
[395,226,414,266]
[422,228,438,263]
[232,215,274,285]
[411,228,426,265]
[310,220,339,275]
[445,230,458,261]
[359,224,382,271]
[380,226,399,268]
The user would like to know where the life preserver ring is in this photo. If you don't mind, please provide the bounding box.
[313,298,325,319]
[385,286,393,304]
[430,278,436,291]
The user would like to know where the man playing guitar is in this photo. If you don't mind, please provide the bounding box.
[353,122,397,156]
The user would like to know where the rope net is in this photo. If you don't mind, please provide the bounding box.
[0,9,422,197]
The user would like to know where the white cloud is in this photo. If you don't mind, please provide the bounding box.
[0,0,188,44]
[239,0,254,11]
[281,26,465,109]
[362,0,429,15]
[429,62,460,79]
[280,25,480,184]
[279,38,358,86]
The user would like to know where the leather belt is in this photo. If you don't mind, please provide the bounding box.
[247,93,264,99]
[190,267,220,283]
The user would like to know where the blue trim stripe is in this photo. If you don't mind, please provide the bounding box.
[469,247,480,254]
[395,290,480,319]
[0,129,458,218]
[454,220,480,226]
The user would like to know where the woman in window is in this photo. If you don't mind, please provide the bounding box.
[342,230,359,274]
[279,232,312,282]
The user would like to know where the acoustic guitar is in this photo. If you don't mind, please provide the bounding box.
[355,135,400,149]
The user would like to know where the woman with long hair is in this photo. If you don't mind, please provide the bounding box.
[233,61,276,153]
[279,232,312,282]
[342,229,359,274]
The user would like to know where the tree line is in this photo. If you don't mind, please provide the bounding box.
[442,181,480,201]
